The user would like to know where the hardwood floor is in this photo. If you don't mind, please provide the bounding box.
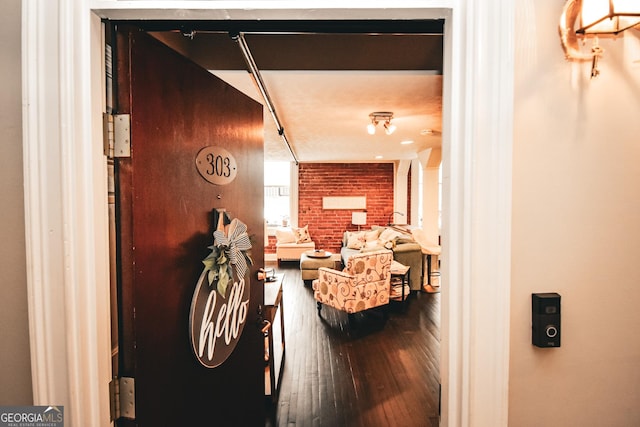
[265,261,440,427]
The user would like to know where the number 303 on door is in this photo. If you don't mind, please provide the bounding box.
[195,146,238,185]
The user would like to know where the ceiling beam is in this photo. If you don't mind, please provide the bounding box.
[113,19,444,35]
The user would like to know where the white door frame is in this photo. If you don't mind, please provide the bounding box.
[22,1,513,426]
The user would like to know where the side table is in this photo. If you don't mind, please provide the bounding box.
[264,273,285,402]
[390,260,410,310]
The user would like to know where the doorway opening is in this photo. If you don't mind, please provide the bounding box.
[106,19,445,426]
[23,2,516,425]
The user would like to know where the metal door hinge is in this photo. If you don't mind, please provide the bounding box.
[109,376,136,421]
[103,113,131,158]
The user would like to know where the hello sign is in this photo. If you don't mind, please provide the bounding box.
[189,213,252,368]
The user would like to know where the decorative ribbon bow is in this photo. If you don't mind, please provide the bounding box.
[213,218,252,280]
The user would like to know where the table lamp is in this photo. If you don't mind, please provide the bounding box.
[352,211,367,231]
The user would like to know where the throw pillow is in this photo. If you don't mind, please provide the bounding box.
[293,225,312,243]
[364,229,381,242]
[379,227,402,242]
[346,231,366,250]
[275,228,296,244]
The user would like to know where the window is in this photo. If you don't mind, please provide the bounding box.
[438,163,442,230]
[418,165,423,226]
[417,162,442,230]
[264,161,291,227]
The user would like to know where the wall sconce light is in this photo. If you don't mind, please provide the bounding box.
[367,112,396,135]
[388,211,404,226]
[352,211,367,230]
[560,0,640,78]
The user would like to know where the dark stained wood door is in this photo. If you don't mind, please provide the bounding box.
[114,27,265,426]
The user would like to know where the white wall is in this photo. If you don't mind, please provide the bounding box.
[510,1,640,425]
[0,0,33,405]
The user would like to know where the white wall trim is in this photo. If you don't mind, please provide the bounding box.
[289,161,299,227]
[23,1,112,426]
[22,0,63,405]
[410,158,421,227]
[441,1,513,426]
[393,160,411,225]
[23,1,513,426]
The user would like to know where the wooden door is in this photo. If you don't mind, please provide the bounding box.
[113,27,265,426]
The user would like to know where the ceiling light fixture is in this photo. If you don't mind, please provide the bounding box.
[367,112,396,135]
[559,0,640,78]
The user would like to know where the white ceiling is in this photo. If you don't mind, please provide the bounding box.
[213,70,443,162]
[149,25,443,163]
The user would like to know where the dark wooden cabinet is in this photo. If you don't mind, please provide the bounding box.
[264,274,285,401]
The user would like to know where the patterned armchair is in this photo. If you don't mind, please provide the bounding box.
[312,249,393,315]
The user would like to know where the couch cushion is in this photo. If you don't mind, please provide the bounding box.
[275,227,296,244]
[391,242,422,253]
[378,227,405,244]
[276,241,315,248]
[361,241,385,252]
[345,229,381,249]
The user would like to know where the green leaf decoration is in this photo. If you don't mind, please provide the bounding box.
[202,256,215,271]
[217,250,228,265]
[217,265,230,297]
[201,218,253,298]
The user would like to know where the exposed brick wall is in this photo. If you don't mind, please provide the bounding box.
[263,162,410,254]
[297,163,394,253]
[265,235,277,253]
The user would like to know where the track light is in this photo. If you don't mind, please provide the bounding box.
[367,112,396,135]
[384,122,397,135]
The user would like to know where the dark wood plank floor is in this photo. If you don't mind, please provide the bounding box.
[265,261,440,427]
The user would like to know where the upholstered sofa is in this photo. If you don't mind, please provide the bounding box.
[274,226,315,264]
[340,227,423,291]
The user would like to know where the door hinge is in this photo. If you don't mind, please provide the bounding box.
[103,113,131,158]
[109,376,136,421]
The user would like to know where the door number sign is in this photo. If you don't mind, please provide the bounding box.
[195,146,238,185]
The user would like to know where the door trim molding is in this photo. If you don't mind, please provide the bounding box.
[22,1,112,424]
[22,1,513,426]
[441,2,514,426]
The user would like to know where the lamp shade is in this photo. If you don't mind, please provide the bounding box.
[579,0,640,35]
[351,211,367,226]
